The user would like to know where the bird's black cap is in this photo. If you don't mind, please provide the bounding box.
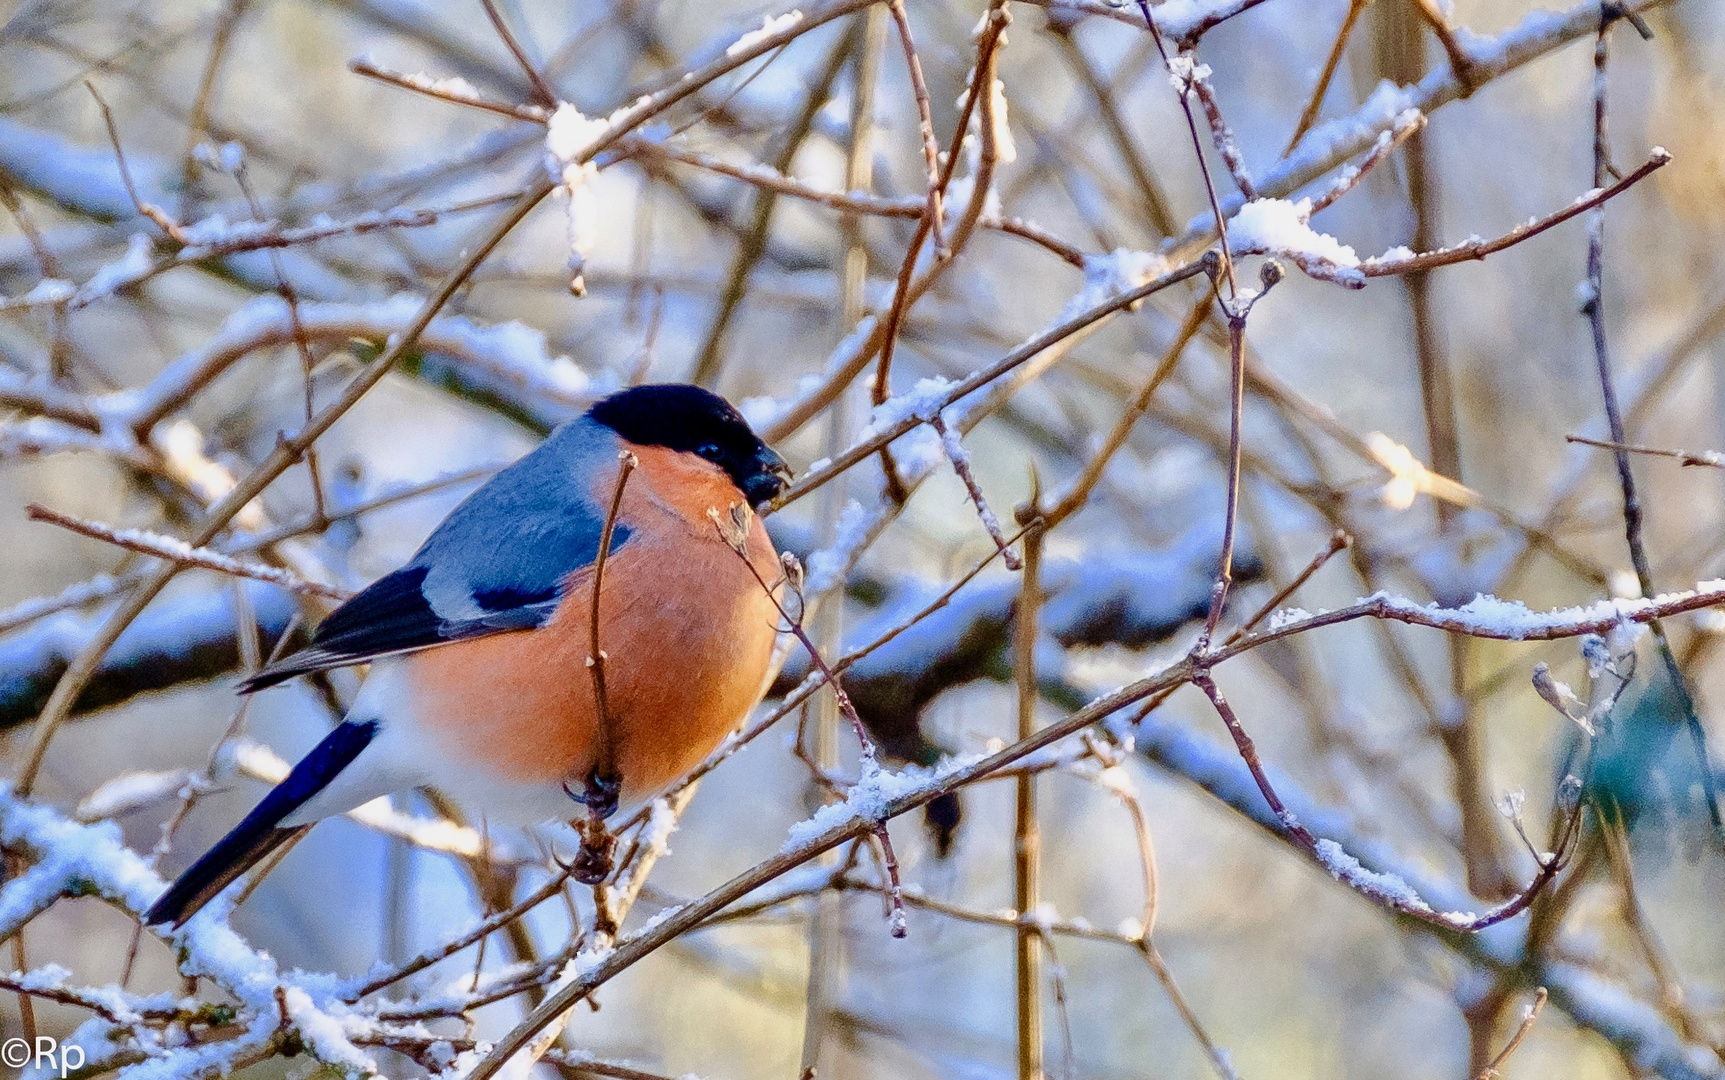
[587,384,791,506]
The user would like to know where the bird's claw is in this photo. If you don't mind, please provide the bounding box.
[562,771,622,820]
[572,819,616,885]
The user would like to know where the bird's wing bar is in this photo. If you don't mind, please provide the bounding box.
[245,420,629,690]
[242,566,457,689]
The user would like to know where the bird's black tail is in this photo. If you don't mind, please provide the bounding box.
[145,720,378,927]
[145,822,310,928]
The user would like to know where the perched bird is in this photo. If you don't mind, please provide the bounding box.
[146,384,790,927]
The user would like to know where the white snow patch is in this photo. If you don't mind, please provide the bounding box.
[860,375,962,438]
[545,103,612,283]
[987,78,1016,163]
[1164,54,1212,95]
[726,10,804,57]
[804,499,874,594]
[782,756,980,851]
[80,233,155,301]
[1059,249,1172,322]
[0,278,75,309]
[1229,197,1359,267]
[1314,838,1432,913]
[1364,244,1417,266]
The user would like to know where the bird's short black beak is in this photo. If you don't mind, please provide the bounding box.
[744,447,792,507]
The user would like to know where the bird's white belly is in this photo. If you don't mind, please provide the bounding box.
[283,658,587,829]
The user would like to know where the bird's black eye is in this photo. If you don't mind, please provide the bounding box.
[696,442,724,461]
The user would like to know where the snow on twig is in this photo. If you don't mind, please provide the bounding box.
[726,10,805,57]
[26,504,349,600]
[1258,583,1725,646]
[781,755,982,852]
[118,293,612,434]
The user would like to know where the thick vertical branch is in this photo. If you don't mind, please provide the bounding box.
[1014,520,1046,1080]
[1374,0,1512,900]
[800,16,885,1074]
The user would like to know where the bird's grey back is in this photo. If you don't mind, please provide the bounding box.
[412,417,626,626]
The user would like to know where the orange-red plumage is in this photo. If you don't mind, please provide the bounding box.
[405,441,780,803]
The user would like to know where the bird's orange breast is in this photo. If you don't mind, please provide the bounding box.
[402,442,781,805]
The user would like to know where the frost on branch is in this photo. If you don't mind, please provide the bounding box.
[1228,197,1362,286]
[726,10,804,57]
[545,103,612,296]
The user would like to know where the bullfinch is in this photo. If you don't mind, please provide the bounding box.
[145,384,791,927]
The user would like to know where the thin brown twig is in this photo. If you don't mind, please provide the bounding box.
[1220,578,1725,652]
[570,450,639,883]
[869,3,1008,407]
[886,0,946,262]
[1187,65,1255,199]
[24,504,349,600]
[1565,434,1723,468]
[6,6,1718,1069]
[713,510,908,937]
[85,80,188,243]
[436,542,1725,1080]
[1044,292,1212,528]
[176,0,251,221]
[1415,0,1479,92]
[349,58,547,121]
[0,467,496,639]
[84,81,188,243]
[1191,669,1586,933]
[1362,150,1670,276]
[1047,24,1177,238]
[931,413,1021,570]
[480,0,558,107]
[121,609,299,986]
[1138,941,1240,1080]
[1283,0,1369,156]
[1137,5,1236,299]
[1307,108,1425,216]
[773,257,1209,509]
[618,521,1036,834]
[1239,529,1352,637]
[18,0,872,796]
[1595,807,1707,1043]
[1474,988,1548,1080]
[1125,528,1349,732]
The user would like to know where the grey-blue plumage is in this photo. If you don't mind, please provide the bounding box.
[244,418,630,690]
